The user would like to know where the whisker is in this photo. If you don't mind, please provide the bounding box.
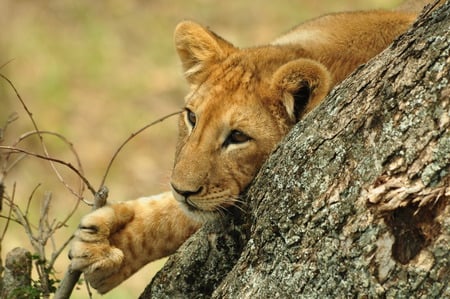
[226,195,247,213]
[214,206,226,218]
[230,202,246,214]
[231,196,248,206]
[187,198,201,210]
[207,196,246,215]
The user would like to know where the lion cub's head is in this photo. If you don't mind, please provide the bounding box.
[170,21,331,220]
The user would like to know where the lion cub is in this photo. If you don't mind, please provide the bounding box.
[70,6,419,294]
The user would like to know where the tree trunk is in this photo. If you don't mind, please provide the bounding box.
[141,2,450,298]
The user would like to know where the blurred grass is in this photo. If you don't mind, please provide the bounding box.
[1,0,402,298]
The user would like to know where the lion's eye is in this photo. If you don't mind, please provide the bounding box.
[186,109,197,128]
[223,130,251,147]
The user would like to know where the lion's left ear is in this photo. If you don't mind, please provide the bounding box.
[174,21,236,85]
[271,59,332,122]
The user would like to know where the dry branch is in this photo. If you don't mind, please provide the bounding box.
[0,145,96,199]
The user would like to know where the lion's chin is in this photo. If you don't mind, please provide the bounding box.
[178,202,222,223]
[171,189,234,222]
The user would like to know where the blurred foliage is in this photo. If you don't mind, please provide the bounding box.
[1,0,401,298]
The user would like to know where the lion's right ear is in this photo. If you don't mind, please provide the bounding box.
[271,59,332,122]
[174,21,236,85]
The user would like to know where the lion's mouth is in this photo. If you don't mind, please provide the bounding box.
[171,188,205,212]
[170,186,238,221]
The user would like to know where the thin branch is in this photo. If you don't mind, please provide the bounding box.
[100,110,181,187]
[0,146,96,199]
[25,183,41,217]
[1,112,20,181]
[0,73,88,200]
[10,130,87,196]
[39,192,52,246]
[3,154,27,174]
[51,197,81,233]
[2,67,181,298]
[0,58,15,70]
[49,234,75,270]
[46,195,82,268]
[11,198,38,252]
[53,111,180,299]
[0,214,20,225]
[0,73,45,149]
[6,131,86,251]
[1,183,16,240]
[86,280,93,299]
[0,112,19,142]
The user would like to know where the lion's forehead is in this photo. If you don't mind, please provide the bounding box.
[190,82,272,127]
[188,66,269,110]
[210,53,273,90]
[184,56,287,137]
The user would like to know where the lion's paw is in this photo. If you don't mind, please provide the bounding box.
[69,204,134,293]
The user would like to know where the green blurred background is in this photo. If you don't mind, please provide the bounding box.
[1,0,402,298]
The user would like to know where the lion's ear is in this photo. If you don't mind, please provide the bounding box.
[174,21,235,85]
[272,59,332,122]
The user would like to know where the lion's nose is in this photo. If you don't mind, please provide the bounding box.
[171,184,203,199]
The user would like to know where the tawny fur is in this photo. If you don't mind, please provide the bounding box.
[70,193,200,293]
[70,3,431,293]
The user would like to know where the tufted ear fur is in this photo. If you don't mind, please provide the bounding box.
[174,21,236,85]
[272,58,332,122]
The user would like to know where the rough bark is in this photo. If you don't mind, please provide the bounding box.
[141,2,449,298]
